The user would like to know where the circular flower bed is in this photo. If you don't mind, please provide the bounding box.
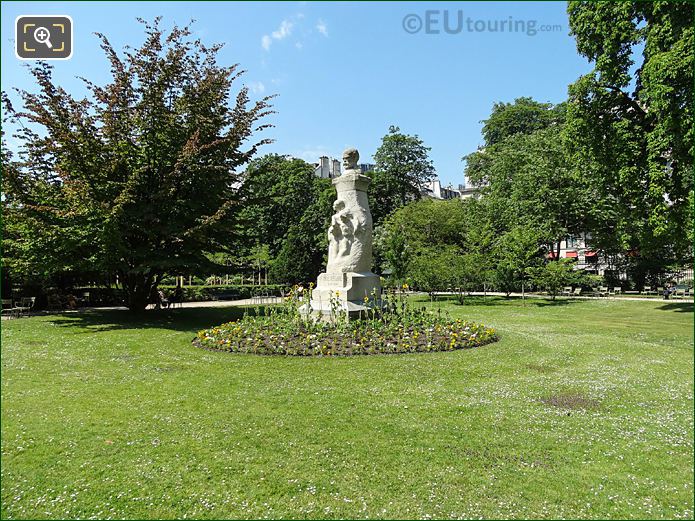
[195,308,497,356]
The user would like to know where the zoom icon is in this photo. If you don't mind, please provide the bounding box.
[16,15,73,60]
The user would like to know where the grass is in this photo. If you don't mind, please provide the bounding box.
[1,297,693,519]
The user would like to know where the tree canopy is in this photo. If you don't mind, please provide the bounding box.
[2,18,273,311]
[481,97,565,147]
[465,99,587,260]
[369,125,436,225]
[565,1,694,280]
[238,154,335,285]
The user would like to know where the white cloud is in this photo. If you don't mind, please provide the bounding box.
[261,35,272,51]
[262,18,297,51]
[248,81,266,94]
[316,19,328,37]
[272,19,294,40]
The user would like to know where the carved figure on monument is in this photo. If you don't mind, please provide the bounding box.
[327,199,354,265]
[342,147,360,174]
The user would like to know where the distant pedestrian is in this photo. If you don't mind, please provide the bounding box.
[157,290,169,309]
[173,285,184,306]
[663,283,676,300]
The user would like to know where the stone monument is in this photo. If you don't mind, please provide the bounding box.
[304,148,382,319]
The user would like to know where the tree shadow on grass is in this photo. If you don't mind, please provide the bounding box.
[46,305,263,333]
[656,302,694,313]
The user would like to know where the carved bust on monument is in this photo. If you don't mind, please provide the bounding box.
[304,148,382,319]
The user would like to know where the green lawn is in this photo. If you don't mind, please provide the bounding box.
[1,298,693,519]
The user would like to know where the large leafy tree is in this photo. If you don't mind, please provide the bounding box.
[565,1,694,281]
[268,183,336,285]
[378,198,493,291]
[465,100,587,260]
[491,225,543,297]
[2,19,273,311]
[481,97,565,147]
[237,154,335,285]
[239,154,331,256]
[370,125,436,225]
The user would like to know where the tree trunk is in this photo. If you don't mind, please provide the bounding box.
[120,270,159,313]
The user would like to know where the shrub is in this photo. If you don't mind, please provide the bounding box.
[159,284,289,302]
[528,259,580,300]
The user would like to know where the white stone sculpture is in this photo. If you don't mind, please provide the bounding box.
[303,148,381,319]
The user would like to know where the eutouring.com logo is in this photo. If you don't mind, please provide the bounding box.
[402,10,562,36]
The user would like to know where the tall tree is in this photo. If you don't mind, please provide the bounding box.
[566,1,694,281]
[481,97,565,147]
[465,100,587,260]
[239,154,323,257]
[491,225,543,297]
[370,125,436,225]
[238,154,335,284]
[268,179,336,285]
[2,18,273,311]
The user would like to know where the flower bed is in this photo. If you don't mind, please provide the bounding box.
[194,290,497,356]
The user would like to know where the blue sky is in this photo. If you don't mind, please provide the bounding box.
[1,1,593,187]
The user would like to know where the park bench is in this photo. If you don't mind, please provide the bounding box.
[593,286,609,297]
[14,297,36,317]
[671,286,689,299]
[1,299,19,318]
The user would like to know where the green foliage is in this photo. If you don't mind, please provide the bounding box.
[2,19,273,312]
[529,259,581,300]
[379,199,468,260]
[369,125,436,225]
[240,154,335,285]
[481,97,565,147]
[466,100,588,258]
[380,198,545,297]
[378,199,478,294]
[268,223,323,285]
[492,226,543,296]
[240,154,327,256]
[408,249,457,298]
[565,1,694,278]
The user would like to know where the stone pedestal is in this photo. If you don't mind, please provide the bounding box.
[305,271,382,320]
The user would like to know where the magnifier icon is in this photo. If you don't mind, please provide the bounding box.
[33,26,53,49]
